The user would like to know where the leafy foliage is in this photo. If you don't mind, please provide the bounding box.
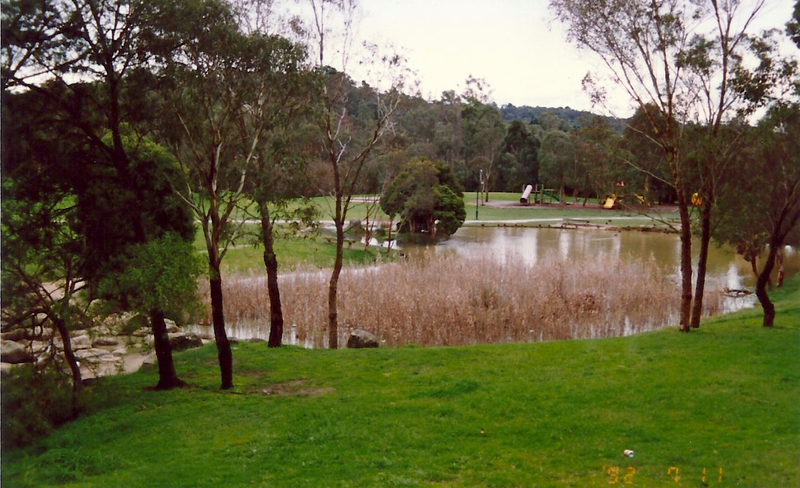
[381,158,465,236]
[102,233,203,323]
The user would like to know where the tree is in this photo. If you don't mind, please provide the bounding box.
[381,158,466,236]
[232,23,318,349]
[2,0,196,390]
[461,91,506,202]
[499,120,540,190]
[538,129,574,204]
[302,0,407,349]
[154,0,274,389]
[712,107,800,326]
[621,105,677,205]
[2,98,87,405]
[106,234,202,388]
[574,116,626,205]
[550,0,771,331]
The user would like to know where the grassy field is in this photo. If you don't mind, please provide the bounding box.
[3,278,798,488]
[221,193,679,226]
[192,226,382,273]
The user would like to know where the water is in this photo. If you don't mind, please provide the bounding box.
[401,226,799,292]
[195,227,798,342]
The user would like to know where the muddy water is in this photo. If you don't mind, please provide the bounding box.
[196,227,798,342]
[402,227,799,292]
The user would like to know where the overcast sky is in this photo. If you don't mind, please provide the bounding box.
[352,0,797,117]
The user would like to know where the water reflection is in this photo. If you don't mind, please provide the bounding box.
[402,226,799,291]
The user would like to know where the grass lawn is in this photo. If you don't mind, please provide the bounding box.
[464,192,679,229]
[3,278,798,487]
[192,226,382,273]
[228,193,679,227]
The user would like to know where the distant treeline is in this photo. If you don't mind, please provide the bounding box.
[500,104,627,132]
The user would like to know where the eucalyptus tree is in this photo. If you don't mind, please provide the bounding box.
[712,104,800,327]
[301,0,408,348]
[243,37,319,349]
[550,0,775,331]
[153,0,300,388]
[538,129,574,204]
[500,120,540,190]
[461,79,506,202]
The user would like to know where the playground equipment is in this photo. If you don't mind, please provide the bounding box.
[520,184,560,204]
[603,194,616,209]
[520,185,533,204]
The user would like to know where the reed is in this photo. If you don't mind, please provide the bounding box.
[203,253,726,347]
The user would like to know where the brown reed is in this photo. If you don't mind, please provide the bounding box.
[199,253,726,348]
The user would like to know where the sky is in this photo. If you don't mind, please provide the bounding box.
[349,0,798,117]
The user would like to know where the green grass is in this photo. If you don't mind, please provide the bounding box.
[6,284,796,487]
[192,226,381,273]
[465,192,679,228]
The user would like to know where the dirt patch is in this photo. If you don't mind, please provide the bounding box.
[250,379,334,398]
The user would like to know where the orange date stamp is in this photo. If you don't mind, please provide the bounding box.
[602,465,724,484]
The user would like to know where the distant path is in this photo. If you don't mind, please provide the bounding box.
[464,216,658,225]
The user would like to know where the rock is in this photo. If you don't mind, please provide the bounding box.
[1,329,28,342]
[92,337,119,347]
[111,347,128,356]
[29,340,49,355]
[1,340,35,364]
[141,352,157,367]
[168,333,203,351]
[74,348,111,361]
[165,319,181,334]
[347,329,380,349]
[71,334,92,350]
[122,313,150,335]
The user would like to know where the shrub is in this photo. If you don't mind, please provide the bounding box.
[1,366,78,449]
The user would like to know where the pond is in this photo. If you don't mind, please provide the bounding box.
[196,226,798,344]
[400,226,799,292]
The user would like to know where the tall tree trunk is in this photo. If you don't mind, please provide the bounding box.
[677,193,693,332]
[755,243,779,328]
[209,272,233,389]
[328,218,344,349]
[54,317,81,415]
[690,203,712,328]
[150,309,184,390]
[259,201,284,348]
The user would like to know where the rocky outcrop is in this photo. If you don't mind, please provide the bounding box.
[168,333,203,352]
[1,340,35,364]
[347,329,380,348]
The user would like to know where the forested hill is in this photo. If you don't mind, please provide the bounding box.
[500,104,627,132]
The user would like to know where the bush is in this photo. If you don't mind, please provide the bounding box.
[1,366,78,449]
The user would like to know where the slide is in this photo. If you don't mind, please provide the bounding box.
[603,197,615,209]
[542,190,560,202]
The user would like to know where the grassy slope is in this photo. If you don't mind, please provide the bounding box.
[3,281,798,488]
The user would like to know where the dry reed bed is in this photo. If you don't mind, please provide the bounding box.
[205,253,725,348]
